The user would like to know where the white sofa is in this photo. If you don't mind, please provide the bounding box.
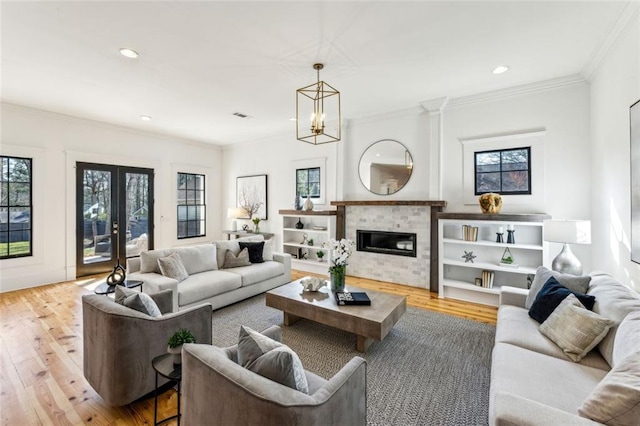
[489,271,640,425]
[127,235,291,312]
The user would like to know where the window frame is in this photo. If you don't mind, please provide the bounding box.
[296,167,321,200]
[176,172,206,240]
[474,146,532,195]
[1,155,33,259]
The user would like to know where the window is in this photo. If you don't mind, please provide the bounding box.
[296,167,321,199]
[177,172,205,239]
[474,147,531,195]
[1,156,32,259]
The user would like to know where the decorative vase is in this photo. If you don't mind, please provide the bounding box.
[295,218,304,229]
[330,268,346,292]
[294,194,302,210]
[167,345,182,365]
[254,224,260,234]
[303,197,314,211]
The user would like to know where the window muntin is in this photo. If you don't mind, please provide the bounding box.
[296,167,320,199]
[1,156,33,259]
[475,147,531,195]
[177,173,205,239]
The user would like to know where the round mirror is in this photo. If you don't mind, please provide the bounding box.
[358,139,413,195]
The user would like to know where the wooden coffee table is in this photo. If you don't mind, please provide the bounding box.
[266,279,407,352]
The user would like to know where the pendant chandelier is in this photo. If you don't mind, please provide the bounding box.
[296,63,341,144]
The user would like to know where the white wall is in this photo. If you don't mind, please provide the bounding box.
[590,14,640,291]
[441,84,592,271]
[0,104,223,292]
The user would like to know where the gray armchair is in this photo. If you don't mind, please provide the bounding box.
[82,290,212,406]
[182,325,367,426]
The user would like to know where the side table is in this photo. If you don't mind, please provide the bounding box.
[94,279,143,295]
[152,353,182,426]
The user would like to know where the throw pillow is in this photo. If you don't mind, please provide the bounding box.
[157,252,189,282]
[239,242,265,263]
[223,248,252,268]
[262,239,274,261]
[612,311,640,367]
[539,294,614,362]
[529,276,596,323]
[529,277,596,324]
[578,352,640,426]
[114,285,162,317]
[237,325,308,393]
[525,266,592,309]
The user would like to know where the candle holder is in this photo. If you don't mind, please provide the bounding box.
[507,230,515,244]
[496,232,504,243]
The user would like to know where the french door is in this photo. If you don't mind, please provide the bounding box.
[76,162,154,277]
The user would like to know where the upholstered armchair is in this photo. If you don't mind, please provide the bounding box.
[82,290,212,406]
[182,325,367,426]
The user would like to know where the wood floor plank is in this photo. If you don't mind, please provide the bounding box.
[0,269,496,424]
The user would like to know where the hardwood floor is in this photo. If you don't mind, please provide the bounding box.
[0,272,496,425]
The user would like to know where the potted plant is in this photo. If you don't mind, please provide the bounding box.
[252,217,261,233]
[322,238,355,292]
[167,328,196,364]
[316,250,325,262]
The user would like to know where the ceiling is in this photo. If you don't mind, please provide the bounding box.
[0,1,629,146]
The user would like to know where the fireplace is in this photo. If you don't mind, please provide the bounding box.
[357,230,417,258]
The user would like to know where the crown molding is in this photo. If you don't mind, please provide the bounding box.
[446,74,588,109]
[419,97,449,113]
[1,102,223,150]
[346,105,426,126]
[581,1,640,80]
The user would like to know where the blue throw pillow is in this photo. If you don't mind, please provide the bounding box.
[529,276,595,324]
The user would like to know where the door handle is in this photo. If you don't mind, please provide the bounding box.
[112,222,118,234]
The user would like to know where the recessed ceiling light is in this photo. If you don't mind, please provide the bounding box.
[120,48,139,59]
[492,65,510,74]
[140,115,152,121]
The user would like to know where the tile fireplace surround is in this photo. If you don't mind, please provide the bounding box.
[331,201,446,291]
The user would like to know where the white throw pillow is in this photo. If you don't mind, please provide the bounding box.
[539,294,614,362]
[158,252,189,282]
[578,352,640,426]
[114,285,162,317]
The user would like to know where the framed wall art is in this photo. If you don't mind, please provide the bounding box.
[630,99,640,263]
[236,174,268,220]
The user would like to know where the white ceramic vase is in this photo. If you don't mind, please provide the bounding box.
[167,345,182,364]
[304,197,314,211]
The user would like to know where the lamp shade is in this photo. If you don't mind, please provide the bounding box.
[227,207,246,219]
[544,220,591,244]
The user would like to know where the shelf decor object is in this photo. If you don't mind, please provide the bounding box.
[506,224,515,244]
[500,247,518,268]
[296,63,341,145]
[496,226,504,243]
[478,192,502,214]
[544,219,591,275]
[462,251,476,263]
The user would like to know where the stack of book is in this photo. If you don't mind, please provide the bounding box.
[462,225,479,241]
[481,270,495,288]
[335,291,371,306]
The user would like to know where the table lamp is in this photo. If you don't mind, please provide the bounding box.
[543,219,591,275]
[227,207,246,231]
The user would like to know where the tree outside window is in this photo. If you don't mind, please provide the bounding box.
[475,147,531,195]
[1,156,32,259]
[296,167,320,199]
[177,173,205,239]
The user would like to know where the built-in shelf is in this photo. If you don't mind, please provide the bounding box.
[279,210,336,274]
[437,212,550,307]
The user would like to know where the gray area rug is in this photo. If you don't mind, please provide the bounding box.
[211,294,496,426]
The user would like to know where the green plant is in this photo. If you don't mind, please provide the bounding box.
[316,250,324,258]
[168,329,196,348]
[252,217,261,225]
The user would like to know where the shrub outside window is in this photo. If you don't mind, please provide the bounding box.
[475,147,531,195]
[177,173,205,239]
[296,167,320,199]
[1,156,32,259]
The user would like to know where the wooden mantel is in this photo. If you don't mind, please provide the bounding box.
[330,200,447,292]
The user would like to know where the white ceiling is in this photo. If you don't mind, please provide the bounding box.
[0,1,629,146]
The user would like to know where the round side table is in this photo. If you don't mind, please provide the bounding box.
[94,279,143,295]
[152,353,182,426]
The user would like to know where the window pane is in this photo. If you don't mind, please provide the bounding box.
[177,189,186,204]
[308,168,320,182]
[9,207,30,230]
[9,237,30,256]
[185,174,195,190]
[309,182,320,197]
[297,169,308,183]
[0,242,7,257]
[476,172,501,193]
[502,149,529,171]
[194,190,204,204]
[194,175,204,190]
[0,183,7,205]
[178,206,188,221]
[1,158,8,181]
[502,171,529,192]
[177,222,187,239]
[9,183,30,205]
[177,172,206,239]
[8,158,30,182]
[297,183,307,196]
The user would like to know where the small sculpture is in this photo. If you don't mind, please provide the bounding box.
[300,276,327,292]
[479,193,502,214]
[462,250,476,263]
[300,233,308,245]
